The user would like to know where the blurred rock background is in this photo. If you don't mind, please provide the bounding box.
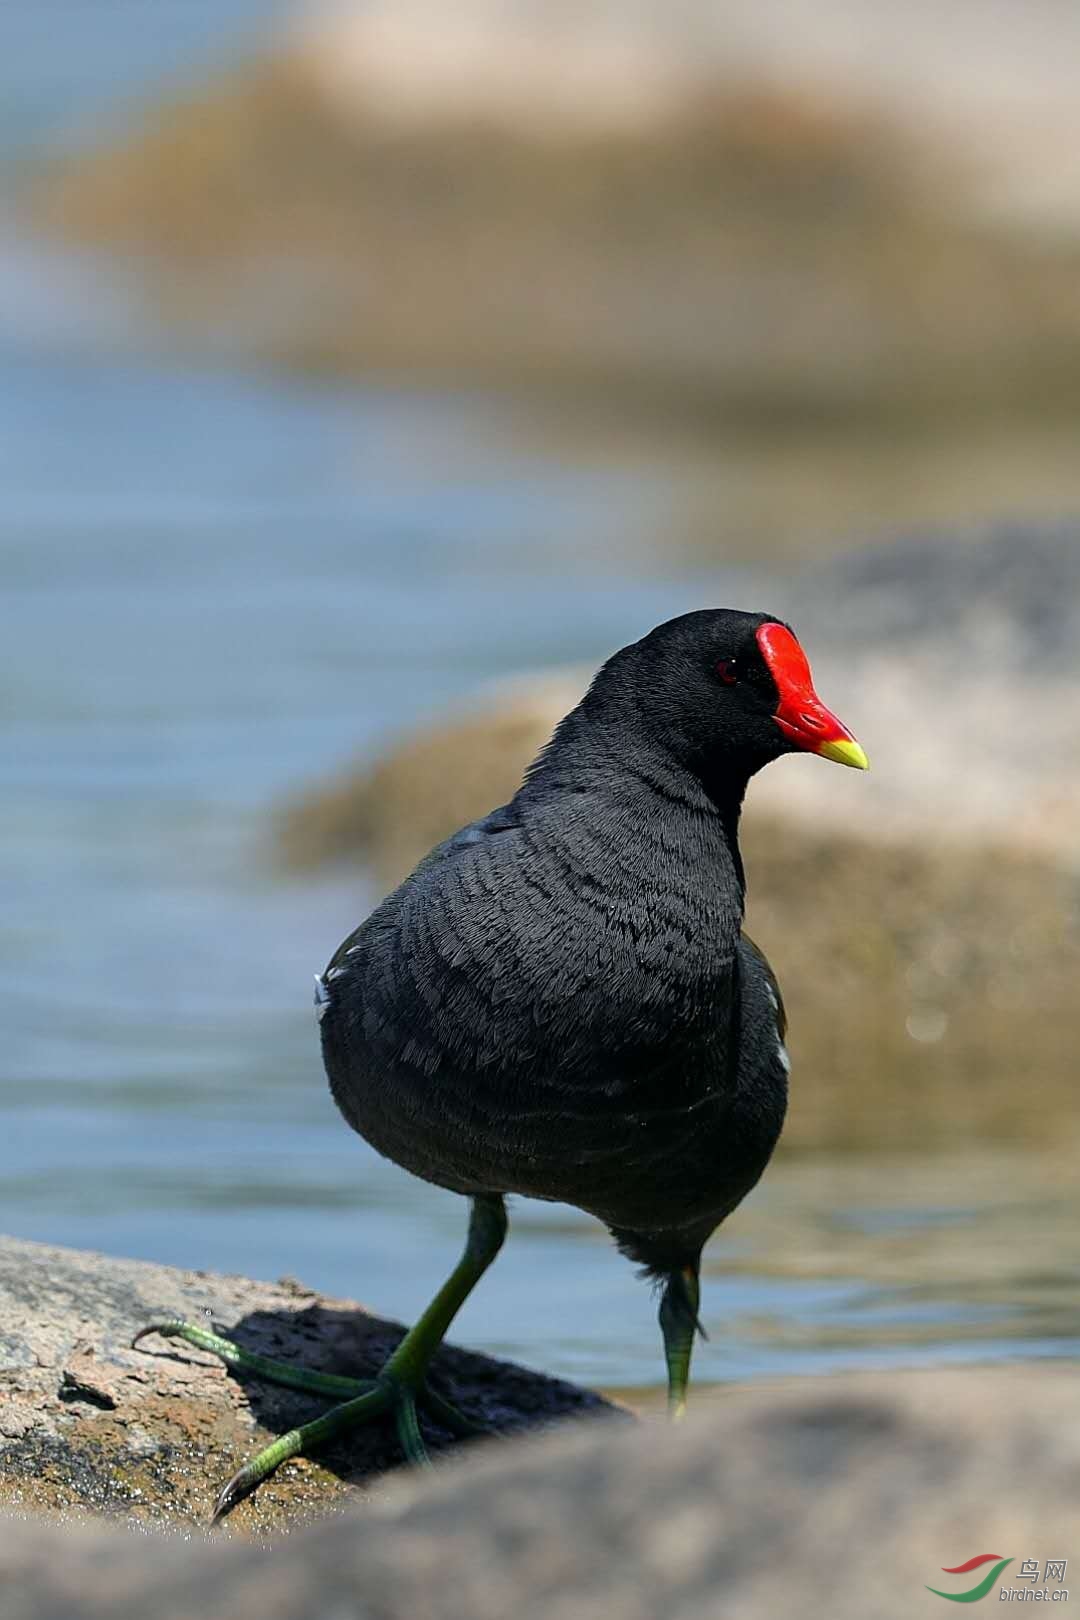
[35,3,1080,433]
[2,0,1079,1416]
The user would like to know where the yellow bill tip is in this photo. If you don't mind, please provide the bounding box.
[815,738,870,771]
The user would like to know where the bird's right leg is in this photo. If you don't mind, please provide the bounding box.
[134,1194,508,1518]
[658,1261,703,1420]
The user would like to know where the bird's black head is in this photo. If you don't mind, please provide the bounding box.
[589,608,867,792]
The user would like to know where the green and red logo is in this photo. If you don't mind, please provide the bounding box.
[927,1554,1014,1603]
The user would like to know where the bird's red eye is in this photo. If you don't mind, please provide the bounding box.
[716,659,738,686]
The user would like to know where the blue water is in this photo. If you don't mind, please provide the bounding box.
[0,0,289,159]
[2,1,1078,1395]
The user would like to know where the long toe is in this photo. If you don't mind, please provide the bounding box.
[212,1384,394,1522]
[134,1318,371,1400]
[419,1385,492,1438]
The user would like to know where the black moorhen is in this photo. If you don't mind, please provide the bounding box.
[139,609,867,1518]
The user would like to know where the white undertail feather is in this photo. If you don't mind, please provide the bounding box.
[313,973,331,1023]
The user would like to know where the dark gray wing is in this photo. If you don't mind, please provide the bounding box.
[737,931,790,1081]
[318,791,742,1206]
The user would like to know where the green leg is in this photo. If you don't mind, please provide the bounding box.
[658,1262,702,1421]
[134,1195,508,1520]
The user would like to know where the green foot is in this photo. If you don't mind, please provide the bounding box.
[135,1194,509,1521]
[135,1319,488,1520]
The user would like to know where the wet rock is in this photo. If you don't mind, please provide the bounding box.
[1,1364,1078,1618]
[0,1234,618,1537]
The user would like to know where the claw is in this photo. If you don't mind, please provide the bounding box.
[131,1319,187,1351]
[211,1488,236,1526]
[210,1428,305,1524]
[211,1468,252,1525]
[210,1387,391,1523]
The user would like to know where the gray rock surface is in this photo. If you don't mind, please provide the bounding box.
[0,1234,618,1534]
[795,522,1080,675]
[1,1363,1078,1618]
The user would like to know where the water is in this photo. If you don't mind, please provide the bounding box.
[0,0,290,160]
[2,0,1078,1396]
[4,337,1080,1393]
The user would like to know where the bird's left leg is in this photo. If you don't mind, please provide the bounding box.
[658,1260,703,1420]
[134,1194,508,1518]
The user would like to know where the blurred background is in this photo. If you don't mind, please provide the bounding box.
[3,0,1080,1400]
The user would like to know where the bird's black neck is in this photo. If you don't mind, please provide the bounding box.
[519,702,751,909]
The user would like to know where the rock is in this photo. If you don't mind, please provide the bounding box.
[1,1364,1078,1618]
[801,522,1080,676]
[301,0,701,135]
[300,1,1080,230]
[0,1235,618,1535]
[35,47,1080,428]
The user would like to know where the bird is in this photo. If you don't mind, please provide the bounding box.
[137,608,867,1518]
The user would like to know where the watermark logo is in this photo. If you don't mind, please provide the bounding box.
[928,1555,1014,1603]
[928,1557,1069,1604]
